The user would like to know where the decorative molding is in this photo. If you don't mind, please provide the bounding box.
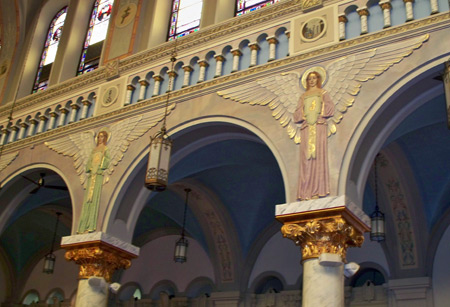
[0,11,448,153]
[1,5,447,119]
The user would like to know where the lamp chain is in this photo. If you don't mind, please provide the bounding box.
[181,188,191,238]
[374,154,380,211]
[50,212,62,253]
[162,41,178,132]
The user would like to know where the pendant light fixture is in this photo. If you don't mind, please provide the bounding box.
[43,212,62,274]
[145,44,177,191]
[174,188,191,263]
[370,154,385,242]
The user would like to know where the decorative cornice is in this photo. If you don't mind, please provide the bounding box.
[0,10,448,146]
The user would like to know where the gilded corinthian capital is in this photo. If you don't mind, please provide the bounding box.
[61,232,139,282]
[65,245,132,282]
[276,196,370,262]
[281,217,364,262]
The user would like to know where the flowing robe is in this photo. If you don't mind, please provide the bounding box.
[294,89,334,200]
[77,145,110,233]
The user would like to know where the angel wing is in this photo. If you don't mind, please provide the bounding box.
[325,34,429,136]
[45,131,96,186]
[101,103,175,184]
[218,72,304,143]
[0,151,19,173]
[45,102,175,186]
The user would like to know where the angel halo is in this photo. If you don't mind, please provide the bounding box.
[300,66,327,90]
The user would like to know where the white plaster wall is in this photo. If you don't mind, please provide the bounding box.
[432,225,450,307]
[347,233,390,277]
[21,249,79,301]
[120,235,215,294]
[248,232,302,287]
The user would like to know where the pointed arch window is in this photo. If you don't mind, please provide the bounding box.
[168,0,203,41]
[33,7,67,93]
[236,0,280,16]
[78,0,114,75]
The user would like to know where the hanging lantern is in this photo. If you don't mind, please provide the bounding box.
[145,127,172,191]
[174,188,191,263]
[145,46,177,191]
[370,205,385,242]
[43,212,62,274]
[174,236,189,263]
[370,154,385,242]
[43,253,56,274]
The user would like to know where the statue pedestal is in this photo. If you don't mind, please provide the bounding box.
[61,232,139,307]
[276,196,370,307]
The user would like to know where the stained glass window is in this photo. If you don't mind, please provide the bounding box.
[236,0,280,16]
[33,7,67,93]
[78,0,114,75]
[168,0,203,41]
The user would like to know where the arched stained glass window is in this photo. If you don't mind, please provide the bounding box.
[236,0,280,16]
[168,0,203,41]
[33,7,67,93]
[78,0,114,75]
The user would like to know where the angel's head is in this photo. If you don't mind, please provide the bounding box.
[97,131,108,145]
[306,71,322,90]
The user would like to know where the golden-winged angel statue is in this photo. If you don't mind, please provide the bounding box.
[45,105,174,233]
[217,35,428,200]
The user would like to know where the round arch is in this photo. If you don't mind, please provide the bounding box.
[104,116,290,242]
[341,55,450,206]
[0,163,75,233]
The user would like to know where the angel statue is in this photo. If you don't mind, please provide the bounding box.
[45,107,174,233]
[77,128,110,233]
[217,34,428,200]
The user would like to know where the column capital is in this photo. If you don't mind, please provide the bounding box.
[39,115,48,121]
[198,60,209,67]
[379,0,392,9]
[60,107,69,114]
[249,42,260,51]
[182,65,193,72]
[153,75,164,82]
[49,111,58,117]
[29,119,38,125]
[126,84,136,91]
[276,196,370,262]
[266,36,279,44]
[214,54,226,62]
[168,70,178,78]
[338,14,348,23]
[82,99,92,107]
[70,103,80,110]
[20,122,29,128]
[139,79,149,86]
[10,125,19,132]
[231,49,242,57]
[357,7,370,16]
[403,0,414,3]
[62,232,139,283]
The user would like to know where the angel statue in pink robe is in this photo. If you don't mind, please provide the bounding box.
[217,35,428,201]
[294,71,334,200]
